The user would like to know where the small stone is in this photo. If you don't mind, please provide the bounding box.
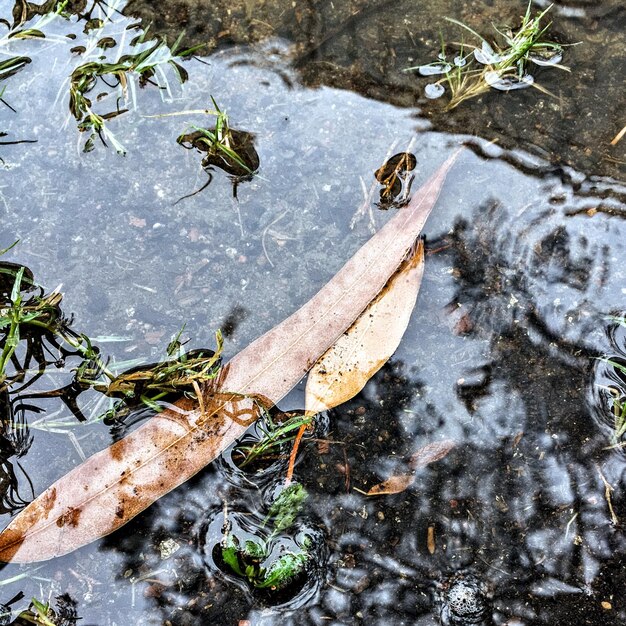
[158,538,181,560]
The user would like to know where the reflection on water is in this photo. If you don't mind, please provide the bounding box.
[0,0,625,624]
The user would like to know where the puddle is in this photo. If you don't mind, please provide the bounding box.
[0,0,625,624]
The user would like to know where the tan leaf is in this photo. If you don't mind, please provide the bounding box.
[0,151,459,562]
[305,240,424,415]
[366,474,415,496]
[409,439,457,470]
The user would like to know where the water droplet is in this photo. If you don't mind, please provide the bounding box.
[424,83,445,99]
[485,71,534,91]
[418,63,452,76]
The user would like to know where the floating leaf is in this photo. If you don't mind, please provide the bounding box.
[0,151,460,562]
[305,240,425,415]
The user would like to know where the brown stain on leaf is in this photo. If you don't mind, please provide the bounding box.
[0,528,25,562]
[108,437,127,462]
[38,487,57,520]
[56,507,81,528]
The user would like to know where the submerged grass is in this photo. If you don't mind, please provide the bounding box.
[406,2,569,109]
[0,257,223,427]
[220,482,312,591]
[0,0,203,152]
[237,413,313,468]
[176,97,259,177]
[69,29,203,154]
[0,0,70,107]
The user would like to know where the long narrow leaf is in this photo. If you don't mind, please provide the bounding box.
[0,151,459,562]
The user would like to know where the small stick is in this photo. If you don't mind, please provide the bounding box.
[285,422,308,485]
[611,124,626,146]
[598,469,619,525]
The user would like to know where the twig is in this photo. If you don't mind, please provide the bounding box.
[611,124,626,146]
[564,512,578,540]
[285,418,310,485]
[261,209,289,268]
[598,469,619,525]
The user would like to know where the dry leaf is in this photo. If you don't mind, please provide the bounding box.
[286,238,425,482]
[0,151,459,562]
[409,439,457,470]
[305,240,425,415]
[366,474,415,496]
[366,439,457,496]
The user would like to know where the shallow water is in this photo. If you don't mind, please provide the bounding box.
[0,0,625,624]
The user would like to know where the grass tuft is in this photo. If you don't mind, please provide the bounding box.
[406,2,570,109]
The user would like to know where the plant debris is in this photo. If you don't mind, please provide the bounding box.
[406,2,569,109]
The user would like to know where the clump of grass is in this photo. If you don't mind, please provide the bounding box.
[70,31,202,154]
[16,593,78,626]
[0,0,71,108]
[236,412,313,468]
[601,358,626,443]
[219,483,313,591]
[611,393,626,442]
[406,2,569,109]
[0,255,222,425]
[177,97,259,177]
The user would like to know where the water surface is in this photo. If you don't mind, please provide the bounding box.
[0,0,625,624]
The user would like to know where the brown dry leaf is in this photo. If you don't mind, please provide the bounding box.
[0,151,459,562]
[366,439,457,496]
[366,474,416,496]
[305,240,425,415]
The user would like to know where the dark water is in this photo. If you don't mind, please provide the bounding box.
[0,0,625,624]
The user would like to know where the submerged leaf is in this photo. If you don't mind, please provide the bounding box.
[409,439,457,469]
[0,151,459,562]
[265,483,308,532]
[366,439,456,496]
